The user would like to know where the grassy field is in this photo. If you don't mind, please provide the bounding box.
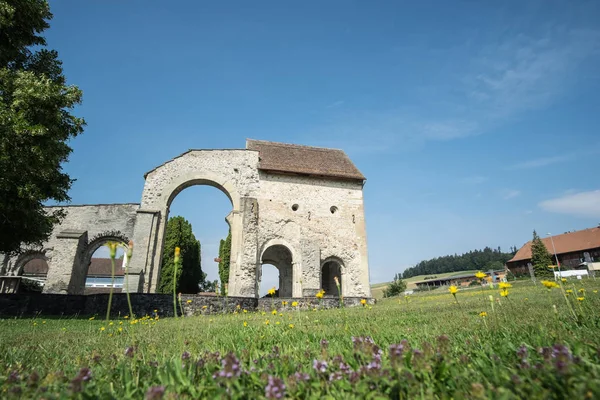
[371,270,479,298]
[2,279,600,398]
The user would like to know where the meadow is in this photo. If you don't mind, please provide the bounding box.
[1,279,600,399]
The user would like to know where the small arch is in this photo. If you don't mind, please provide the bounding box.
[321,256,344,297]
[259,239,298,298]
[82,236,130,294]
[16,251,49,278]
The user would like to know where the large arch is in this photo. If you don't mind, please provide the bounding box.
[258,238,302,298]
[321,256,344,297]
[127,150,260,296]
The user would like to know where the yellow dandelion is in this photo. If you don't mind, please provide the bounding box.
[479,311,488,317]
[243,321,248,327]
[202,305,208,309]
[186,300,192,304]
[541,280,559,289]
[448,285,458,295]
[276,321,280,325]
[100,327,105,331]
[594,290,598,294]
[316,290,324,299]
[265,320,270,325]
[42,321,46,324]
[243,309,248,313]
[289,324,294,329]
[33,322,37,326]
[271,310,277,315]
[561,278,567,283]
[360,299,367,305]
[498,282,512,289]
[579,288,585,293]
[475,271,487,279]
[577,297,585,302]
[292,301,298,307]
[118,327,123,332]
[500,289,509,297]
[109,322,114,326]
[124,315,129,319]
[566,289,573,294]
[89,317,95,321]
[153,309,158,313]
[267,287,276,296]
[282,301,288,306]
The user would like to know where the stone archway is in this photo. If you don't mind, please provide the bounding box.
[260,244,294,298]
[126,149,260,296]
[321,257,344,297]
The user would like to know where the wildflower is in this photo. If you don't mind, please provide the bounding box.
[566,289,573,294]
[448,285,458,294]
[214,353,241,380]
[498,282,512,289]
[577,297,585,302]
[118,327,123,332]
[320,339,329,349]
[124,315,129,319]
[541,280,559,289]
[561,278,567,283]
[124,346,135,357]
[236,304,241,309]
[313,359,328,373]
[316,290,325,299]
[500,289,509,297]
[288,324,294,329]
[594,290,598,294]
[475,271,487,279]
[243,321,248,327]
[479,311,488,317]
[265,375,286,399]
[174,247,181,264]
[145,386,166,400]
[360,299,367,305]
[42,320,46,324]
[89,317,95,321]
[268,287,276,296]
[202,305,208,309]
[276,321,280,325]
[265,320,270,325]
[292,301,298,307]
[272,310,277,315]
[579,288,585,293]
[243,309,248,313]
[186,300,192,304]
[106,242,118,259]
[153,309,158,313]
[282,301,288,306]
[100,327,105,331]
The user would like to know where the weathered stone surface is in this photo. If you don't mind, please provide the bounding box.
[2,141,371,299]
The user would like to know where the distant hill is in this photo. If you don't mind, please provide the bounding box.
[401,246,516,279]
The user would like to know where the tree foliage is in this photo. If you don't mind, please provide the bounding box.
[383,273,407,298]
[157,216,204,294]
[0,0,85,254]
[217,229,231,295]
[401,246,516,279]
[530,230,554,278]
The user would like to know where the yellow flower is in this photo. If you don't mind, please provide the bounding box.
[360,299,367,305]
[174,247,181,263]
[33,322,37,326]
[100,327,105,331]
[236,304,241,309]
[315,290,325,299]
[479,311,488,317]
[265,320,270,325]
[271,310,277,315]
[577,297,585,302]
[541,280,559,289]
[289,324,294,329]
[291,301,298,307]
[124,315,129,319]
[475,271,487,279]
[282,301,288,306]
[243,321,248,327]
[186,300,192,304]
[279,313,283,317]
[561,278,567,283]
[42,321,46,324]
[500,289,509,297]
[109,322,114,326]
[448,286,458,295]
[498,282,512,289]
[267,287,276,296]
[276,321,280,325]
[594,290,598,294]
[579,288,585,293]
[106,242,118,259]
[118,327,123,332]
[566,289,573,294]
[89,317,95,321]
[153,309,158,313]
[243,309,248,313]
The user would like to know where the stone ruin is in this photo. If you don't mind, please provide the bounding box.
[1,140,371,299]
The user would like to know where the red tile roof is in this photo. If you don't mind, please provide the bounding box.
[87,258,124,276]
[509,227,600,262]
[246,139,366,181]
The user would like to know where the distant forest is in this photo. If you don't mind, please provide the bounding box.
[401,246,518,279]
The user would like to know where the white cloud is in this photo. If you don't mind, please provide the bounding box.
[503,190,521,200]
[539,190,600,218]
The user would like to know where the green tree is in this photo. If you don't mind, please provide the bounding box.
[157,216,204,294]
[530,230,554,278]
[217,229,231,295]
[0,0,85,254]
[383,273,407,298]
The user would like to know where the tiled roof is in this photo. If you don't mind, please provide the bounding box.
[509,227,600,262]
[246,139,366,181]
[87,258,125,276]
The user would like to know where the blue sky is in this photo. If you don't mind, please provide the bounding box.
[46,1,600,289]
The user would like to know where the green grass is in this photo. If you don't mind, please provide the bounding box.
[2,279,600,398]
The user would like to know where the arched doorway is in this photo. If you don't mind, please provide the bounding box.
[16,252,48,292]
[82,236,130,294]
[260,244,294,298]
[321,258,343,297]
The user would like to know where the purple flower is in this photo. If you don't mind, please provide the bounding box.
[70,368,92,393]
[181,351,191,360]
[313,359,328,373]
[389,343,406,363]
[145,385,166,400]
[265,375,286,399]
[125,346,135,358]
[320,339,329,350]
[213,353,241,380]
[339,362,352,374]
[329,371,343,381]
[516,345,528,360]
[294,372,310,381]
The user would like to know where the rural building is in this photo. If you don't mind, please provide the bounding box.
[506,227,600,275]
[413,270,505,290]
